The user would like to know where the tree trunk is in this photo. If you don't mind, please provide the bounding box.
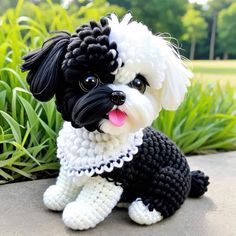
[190,38,196,60]
[209,14,217,60]
[223,52,228,59]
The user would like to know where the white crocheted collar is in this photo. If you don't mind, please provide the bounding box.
[57,122,143,177]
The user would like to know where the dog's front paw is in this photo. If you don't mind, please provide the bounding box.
[62,201,103,230]
[62,176,123,230]
[43,185,78,211]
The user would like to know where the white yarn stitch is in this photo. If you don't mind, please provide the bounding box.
[128,198,163,225]
[57,122,143,178]
[107,13,192,111]
[43,167,89,211]
[62,176,123,230]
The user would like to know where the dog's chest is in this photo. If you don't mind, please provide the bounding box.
[57,122,143,177]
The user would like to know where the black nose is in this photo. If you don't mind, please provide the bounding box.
[110,91,126,105]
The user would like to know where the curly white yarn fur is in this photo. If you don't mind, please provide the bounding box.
[57,122,143,178]
[43,121,144,230]
[108,13,192,110]
[42,13,193,230]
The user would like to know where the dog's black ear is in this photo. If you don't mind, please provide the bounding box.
[21,32,70,101]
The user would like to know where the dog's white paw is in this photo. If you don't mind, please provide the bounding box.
[62,201,103,230]
[43,185,78,211]
[62,176,123,230]
[128,199,163,225]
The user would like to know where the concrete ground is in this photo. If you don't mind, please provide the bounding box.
[1,152,236,236]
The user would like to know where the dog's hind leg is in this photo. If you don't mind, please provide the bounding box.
[128,198,163,225]
[128,166,191,225]
[43,167,89,211]
[62,176,123,230]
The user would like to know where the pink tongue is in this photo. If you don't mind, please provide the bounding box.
[108,109,127,127]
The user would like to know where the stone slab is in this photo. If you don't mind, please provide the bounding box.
[1,152,236,236]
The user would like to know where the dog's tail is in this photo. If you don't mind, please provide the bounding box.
[188,170,209,198]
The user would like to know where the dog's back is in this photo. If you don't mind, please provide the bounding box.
[102,127,208,218]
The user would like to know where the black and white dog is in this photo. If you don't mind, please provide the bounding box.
[22,14,209,230]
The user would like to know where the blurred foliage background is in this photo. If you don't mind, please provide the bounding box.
[1,0,236,60]
[0,0,235,183]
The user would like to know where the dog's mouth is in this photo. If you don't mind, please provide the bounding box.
[71,86,128,131]
[107,109,127,127]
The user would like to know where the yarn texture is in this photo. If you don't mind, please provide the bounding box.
[57,122,143,178]
[102,127,192,218]
[21,13,209,231]
[62,176,123,230]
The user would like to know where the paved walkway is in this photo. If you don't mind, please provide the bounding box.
[1,152,236,236]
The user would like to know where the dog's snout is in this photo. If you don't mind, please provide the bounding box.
[110,91,126,105]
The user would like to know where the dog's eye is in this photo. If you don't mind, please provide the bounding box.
[79,74,99,92]
[128,74,148,94]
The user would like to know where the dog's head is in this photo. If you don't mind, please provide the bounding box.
[21,14,192,136]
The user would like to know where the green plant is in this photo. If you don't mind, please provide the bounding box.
[153,82,236,154]
[0,0,236,184]
[0,0,125,184]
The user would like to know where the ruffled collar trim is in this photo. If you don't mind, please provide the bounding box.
[57,122,143,177]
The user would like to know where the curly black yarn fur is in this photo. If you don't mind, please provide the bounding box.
[102,127,209,218]
[21,32,71,102]
[61,17,120,84]
[72,86,114,131]
[21,14,211,223]
[21,17,121,131]
[22,14,210,219]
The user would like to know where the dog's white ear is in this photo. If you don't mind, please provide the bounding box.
[158,38,192,110]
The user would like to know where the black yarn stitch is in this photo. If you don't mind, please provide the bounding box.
[61,17,119,85]
[58,17,121,129]
[21,14,210,222]
[22,17,121,131]
[189,170,209,198]
[101,127,209,218]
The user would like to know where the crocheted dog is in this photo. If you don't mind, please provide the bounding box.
[21,14,209,230]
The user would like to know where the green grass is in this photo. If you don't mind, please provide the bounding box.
[187,60,236,85]
[153,82,236,154]
[0,0,124,184]
[154,60,236,153]
[193,66,236,75]
[191,60,236,73]
[0,1,236,184]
